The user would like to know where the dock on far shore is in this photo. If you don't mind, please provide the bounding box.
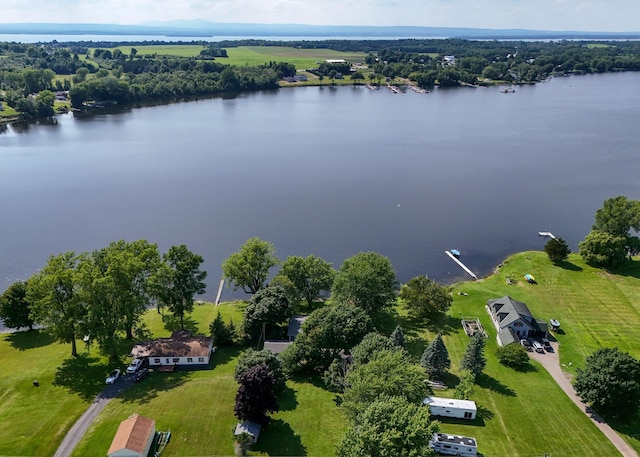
[538,231,557,239]
[445,250,478,280]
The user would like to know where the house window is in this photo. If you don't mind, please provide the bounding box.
[172,358,179,363]
[187,357,193,363]
[198,357,205,363]
[154,359,160,364]
[165,358,170,364]
[443,445,451,449]
[464,412,473,419]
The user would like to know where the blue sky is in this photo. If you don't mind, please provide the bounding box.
[3,0,638,32]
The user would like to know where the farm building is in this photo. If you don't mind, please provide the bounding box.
[486,295,548,346]
[423,397,477,420]
[107,414,155,457]
[130,330,213,370]
[429,432,478,457]
[234,421,262,444]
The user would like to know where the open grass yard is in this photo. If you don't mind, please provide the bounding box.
[106,44,207,57]
[441,251,640,454]
[223,46,368,69]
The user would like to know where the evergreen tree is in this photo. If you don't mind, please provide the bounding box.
[544,237,571,263]
[209,311,233,346]
[389,325,406,349]
[420,334,450,378]
[460,334,487,377]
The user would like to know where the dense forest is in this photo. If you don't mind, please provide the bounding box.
[2,38,640,120]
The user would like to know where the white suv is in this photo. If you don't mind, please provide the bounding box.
[126,358,143,374]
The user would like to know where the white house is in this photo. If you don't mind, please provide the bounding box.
[423,397,477,420]
[130,330,213,370]
[429,433,478,457]
[486,296,548,346]
[107,414,156,457]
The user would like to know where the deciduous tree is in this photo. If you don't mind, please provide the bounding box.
[234,365,278,425]
[27,252,86,357]
[496,343,530,368]
[331,252,399,321]
[241,286,292,341]
[0,281,35,331]
[336,396,439,457]
[579,230,627,267]
[280,255,335,307]
[151,245,207,330]
[234,348,287,392]
[574,347,640,418]
[399,276,452,320]
[222,237,279,294]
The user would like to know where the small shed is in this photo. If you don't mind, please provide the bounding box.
[234,421,262,444]
[423,397,477,420]
[107,414,156,457]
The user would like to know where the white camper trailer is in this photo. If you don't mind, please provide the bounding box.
[429,433,478,457]
[423,396,477,420]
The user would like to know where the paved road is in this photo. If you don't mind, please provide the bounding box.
[53,375,132,457]
[529,342,638,457]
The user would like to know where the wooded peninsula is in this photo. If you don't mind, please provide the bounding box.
[2,38,640,120]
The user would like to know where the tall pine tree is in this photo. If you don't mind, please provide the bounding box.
[389,325,406,349]
[460,334,487,377]
[420,334,450,378]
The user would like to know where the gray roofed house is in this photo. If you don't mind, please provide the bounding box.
[486,296,548,346]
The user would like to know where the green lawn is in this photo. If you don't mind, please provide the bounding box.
[2,252,640,456]
[222,46,368,70]
[100,45,207,57]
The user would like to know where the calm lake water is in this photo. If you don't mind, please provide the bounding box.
[1,73,639,301]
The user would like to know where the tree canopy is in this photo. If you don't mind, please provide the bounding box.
[150,244,207,330]
[544,237,571,263]
[281,304,372,373]
[280,255,335,307]
[574,347,640,418]
[234,365,279,425]
[593,196,640,238]
[241,286,292,341]
[234,348,287,392]
[460,334,487,377]
[222,237,279,294]
[341,349,429,421]
[578,230,627,267]
[331,252,399,321]
[27,252,86,357]
[336,396,439,457]
[0,280,35,331]
[399,276,452,320]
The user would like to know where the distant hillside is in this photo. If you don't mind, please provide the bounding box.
[1,21,639,40]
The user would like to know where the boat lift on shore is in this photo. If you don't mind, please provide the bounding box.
[445,250,478,280]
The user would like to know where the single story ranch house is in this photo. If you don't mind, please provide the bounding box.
[486,295,548,346]
[130,330,213,370]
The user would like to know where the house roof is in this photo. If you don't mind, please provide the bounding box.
[487,296,534,329]
[263,341,292,354]
[130,334,213,359]
[287,316,307,338]
[108,414,155,455]
[423,397,477,411]
[234,421,262,438]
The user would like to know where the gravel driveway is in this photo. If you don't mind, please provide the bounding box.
[529,342,638,457]
[52,375,133,457]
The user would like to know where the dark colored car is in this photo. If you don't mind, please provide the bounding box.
[133,368,149,383]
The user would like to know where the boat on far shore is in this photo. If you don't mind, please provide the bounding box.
[450,249,461,258]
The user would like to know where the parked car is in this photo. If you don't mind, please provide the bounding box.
[106,368,121,384]
[532,341,544,353]
[126,358,143,374]
[133,368,149,383]
[541,338,552,351]
[520,339,532,351]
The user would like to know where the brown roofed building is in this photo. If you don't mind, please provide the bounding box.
[107,414,156,457]
[130,330,214,370]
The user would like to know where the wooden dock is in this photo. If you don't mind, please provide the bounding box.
[215,279,225,305]
[445,251,478,280]
[538,231,557,239]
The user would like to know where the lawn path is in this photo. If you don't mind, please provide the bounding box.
[52,378,132,457]
[529,342,638,457]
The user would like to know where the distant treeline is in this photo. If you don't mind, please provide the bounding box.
[2,38,640,119]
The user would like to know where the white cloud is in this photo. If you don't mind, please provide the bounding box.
[1,0,638,31]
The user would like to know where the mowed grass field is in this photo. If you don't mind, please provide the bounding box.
[96,44,368,70]
[2,251,640,456]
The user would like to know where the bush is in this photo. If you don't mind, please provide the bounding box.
[496,343,530,368]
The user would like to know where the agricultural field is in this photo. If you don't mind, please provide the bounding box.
[1,252,639,456]
[105,44,207,58]
[222,46,368,69]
